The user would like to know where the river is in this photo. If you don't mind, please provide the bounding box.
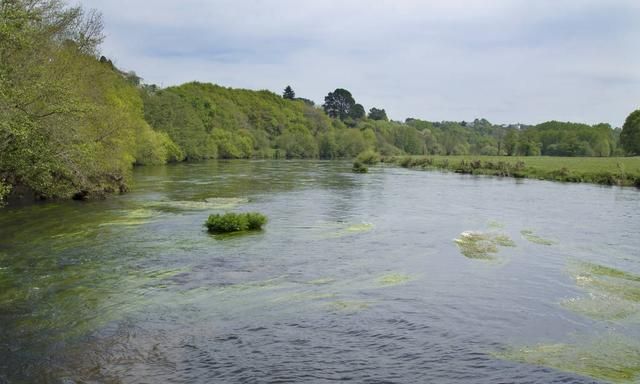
[1,160,639,383]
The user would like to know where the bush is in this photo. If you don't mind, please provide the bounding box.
[205,212,267,233]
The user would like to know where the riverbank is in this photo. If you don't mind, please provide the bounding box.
[384,155,640,187]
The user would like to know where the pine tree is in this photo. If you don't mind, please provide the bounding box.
[283,85,295,100]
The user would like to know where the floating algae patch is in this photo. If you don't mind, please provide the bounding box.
[521,229,555,245]
[377,273,414,287]
[345,222,375,233]
[326,300,371,313]
[98,208,160,227]
[494,335,640,383]
[454,231,516,260]
[494,234,516,247]
[563,261,640,321]
[146,197,249,212]
[561,295,640,322]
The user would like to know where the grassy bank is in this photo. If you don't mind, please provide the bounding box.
[384,156,640,187]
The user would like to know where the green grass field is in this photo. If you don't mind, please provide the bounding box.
[384,156,640,187]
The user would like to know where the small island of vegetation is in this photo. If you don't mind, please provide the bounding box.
[205,212,267,234]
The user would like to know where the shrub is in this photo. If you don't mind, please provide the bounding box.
[205,212,267,233]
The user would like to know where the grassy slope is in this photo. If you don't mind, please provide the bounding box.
[385,155,640,187]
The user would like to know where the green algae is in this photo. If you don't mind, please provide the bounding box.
[454,231,515,260]
[377,273,413,287]
[494,234,516,247]
[561,295,640,321]
[495,336,640,383]
[98,208,160,227]
[326,300,371,312]
[146,197,249,211]
[345,222,375,233]
[563,261,640,321]
[306,278,336,285]
[521,229,555,245]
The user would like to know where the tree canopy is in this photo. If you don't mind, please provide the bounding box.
[621,109,640,155]
[368,108,388,121]
[323,88,359,120]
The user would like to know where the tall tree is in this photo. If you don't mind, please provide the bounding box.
[283,85,295,100]
[620,109,640,155]
[323,88,357,120]
[368,107,388,121]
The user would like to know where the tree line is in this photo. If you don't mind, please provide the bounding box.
[1,0,638,204]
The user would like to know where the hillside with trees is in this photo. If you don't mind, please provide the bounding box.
[0,0,637,205]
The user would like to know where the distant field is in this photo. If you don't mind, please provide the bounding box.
[384,156,640,187]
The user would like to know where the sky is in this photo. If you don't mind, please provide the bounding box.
[77,0,640,126]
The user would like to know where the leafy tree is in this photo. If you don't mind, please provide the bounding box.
[323,88,357,120]
[283,85,295,100]
[368,107,388,121]
[350,103,365,120]
[621,109,640,155]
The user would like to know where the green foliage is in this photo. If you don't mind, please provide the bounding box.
[356,150,380,165]
[368,107,388,121]
[323,88,362,120]
[621,109,640,155]
[205,212,267,233]
[0,0,179,201]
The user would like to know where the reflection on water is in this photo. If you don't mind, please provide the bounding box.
[1,160,639,383]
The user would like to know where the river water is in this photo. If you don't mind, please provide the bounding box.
[1,160,639,383]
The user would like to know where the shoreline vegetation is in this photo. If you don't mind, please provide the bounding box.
[1,0,640,206]
[383,155,640,187]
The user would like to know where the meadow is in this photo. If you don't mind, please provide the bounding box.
[385,155,640,187]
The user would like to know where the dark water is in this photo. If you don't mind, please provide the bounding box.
[1,160,639,383]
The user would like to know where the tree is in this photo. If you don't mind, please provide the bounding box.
[323,88,356,120]
[350,103,365,120]
[620,109,640,155]
[283,85,295,100]
[368,107,388,121]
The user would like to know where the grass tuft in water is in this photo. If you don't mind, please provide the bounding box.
[454,231,515,260]
[494,335,640,383]
[521,229,555,245]
[205,212,267,234]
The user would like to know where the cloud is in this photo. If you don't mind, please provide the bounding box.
[78,0,640,126]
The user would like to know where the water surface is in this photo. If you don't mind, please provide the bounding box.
[1,160,639,383]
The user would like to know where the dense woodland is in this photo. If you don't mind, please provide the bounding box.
[1,0,639,203]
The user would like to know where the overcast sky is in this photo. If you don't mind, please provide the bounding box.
[78,0,640,126]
